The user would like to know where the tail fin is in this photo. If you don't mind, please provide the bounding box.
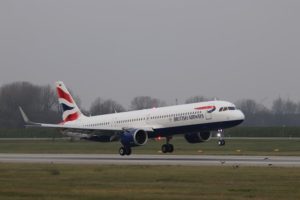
[55,81,85,123]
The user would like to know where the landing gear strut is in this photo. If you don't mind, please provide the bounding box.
[119,146,132,156]
[161,136,174,153]
[217,129,225,146]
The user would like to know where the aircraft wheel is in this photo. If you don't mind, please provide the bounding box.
[119,147,126,156]
[162,144,168,153]
[168,144,174,153]
[125,147,132,156]
[162,144,174,153]
[218,140,225,146]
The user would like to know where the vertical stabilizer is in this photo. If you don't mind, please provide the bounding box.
[55,81,85,123]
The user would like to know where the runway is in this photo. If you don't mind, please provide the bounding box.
[0,154,300,167]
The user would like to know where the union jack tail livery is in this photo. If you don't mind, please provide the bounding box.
[55,81,85,123]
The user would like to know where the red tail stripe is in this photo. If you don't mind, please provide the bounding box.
[63,112,79,123]
[56,87,73,104]
[195,106,215,110]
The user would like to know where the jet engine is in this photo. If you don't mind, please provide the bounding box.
[184,131,211,143]
[121,129,148,147]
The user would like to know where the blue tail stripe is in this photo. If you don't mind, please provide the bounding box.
[61,103,74,111]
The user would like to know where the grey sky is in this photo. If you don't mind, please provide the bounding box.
[1,0,300,108]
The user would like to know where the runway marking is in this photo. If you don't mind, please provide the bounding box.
[0,154,300,167]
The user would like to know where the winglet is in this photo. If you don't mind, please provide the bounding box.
[18,106,39,126]
[19,106,30,123]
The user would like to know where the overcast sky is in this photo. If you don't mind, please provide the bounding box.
[1,0,300,108]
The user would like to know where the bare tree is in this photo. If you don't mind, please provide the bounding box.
[272,98,298,115]
[0,82,60,128]
[272,97,285,115]
[297,102,300,114]
[90,98,125,115]
[40,85,58,112]
[130,96,166,110]
[235,99,268,115]
[284,99,297,114]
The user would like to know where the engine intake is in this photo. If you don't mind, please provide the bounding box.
[121,129,148,147]
[184,131,211,143]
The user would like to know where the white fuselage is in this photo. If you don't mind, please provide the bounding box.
[65,100,245,137]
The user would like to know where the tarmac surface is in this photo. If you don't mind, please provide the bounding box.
[0,154,300,167]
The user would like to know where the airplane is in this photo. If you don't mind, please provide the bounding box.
[19,81,245,156]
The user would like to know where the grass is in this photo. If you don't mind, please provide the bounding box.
[0,137,300,156]
[0,163,299,200]
[0,135,299,199]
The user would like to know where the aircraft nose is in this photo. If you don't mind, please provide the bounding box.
[237,110,245,121]
[230,110,245,126]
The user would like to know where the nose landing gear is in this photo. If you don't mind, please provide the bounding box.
[217,129,225,146]
[162,144,174,153]
[218,139,225,146]
[161,136,174,153]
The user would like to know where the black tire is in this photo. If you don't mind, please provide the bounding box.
[125,147,132,156]
[218,140,225,146]
[221,140,225,146]
[119,147,126,156]
[162,144,168,153]
[168,144,174,153]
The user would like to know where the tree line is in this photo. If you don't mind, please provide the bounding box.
[0,81,300,128]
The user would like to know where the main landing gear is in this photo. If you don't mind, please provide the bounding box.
[161,136,174,153]
[119,146,132,156]
[217,129,225,146]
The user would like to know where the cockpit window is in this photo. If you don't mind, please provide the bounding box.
[219,106,236,112]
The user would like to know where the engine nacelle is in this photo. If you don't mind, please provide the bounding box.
[121,129,148,147]
[184,131,211,143]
